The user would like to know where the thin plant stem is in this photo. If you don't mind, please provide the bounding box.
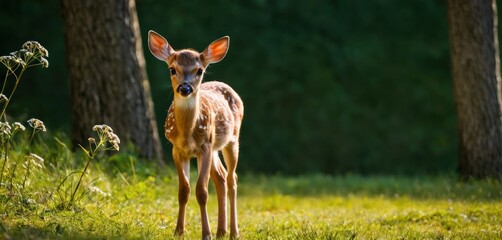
[69,139,104,207]
[0,67,26,120]
[8,161,17,192]
[52,170,80,198]
[20,130,37,192]
[22,154,30,189]
[0,141,9,187]
[69,156,92,206]
[1,70,9,94]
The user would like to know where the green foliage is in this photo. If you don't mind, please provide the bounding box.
[0,42,121,214]
[139,0,456,174]
[55,124,120,210]
[0,120,46,198]
[0,0,467,174]
[0,41,49,121]
[240,174,502,201]
[0,41,50,206]
[0,1,67,129]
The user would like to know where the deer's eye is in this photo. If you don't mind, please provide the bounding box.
[196,68,203,76]
[169,68,176,75]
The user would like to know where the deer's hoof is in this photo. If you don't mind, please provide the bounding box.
[230,231,239,240]
[216,229,227,238]
[174,228,185,237]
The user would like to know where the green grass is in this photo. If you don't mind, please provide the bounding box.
[1,145,501,240]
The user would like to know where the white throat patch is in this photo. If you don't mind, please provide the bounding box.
[175,95,197,109]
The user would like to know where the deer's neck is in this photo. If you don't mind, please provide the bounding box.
[173,93,200,136]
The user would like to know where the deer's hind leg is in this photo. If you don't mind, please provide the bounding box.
[196,144,213,240]
[222,141,239,239]
[211,152,228,237]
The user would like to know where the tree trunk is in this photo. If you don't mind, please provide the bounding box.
[447,0,502,178]
[61,0,163,162]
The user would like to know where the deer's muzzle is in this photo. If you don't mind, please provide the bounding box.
[177,83,193,97]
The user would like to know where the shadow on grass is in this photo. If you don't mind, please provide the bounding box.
[238,174,502,202]
[2,225,111,240]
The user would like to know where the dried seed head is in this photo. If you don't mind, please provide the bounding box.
[0,94,8,103]
[92,124,120,151]
[29,153,44,168]
[22,41,34,50]
[0,55,20,70]
[11,55,26,67]
[107,132,120,151]
[40,57,49,68]
[12,122,26,132]
[22,41,48,57]
[27,118,46,132]
[92,124,113,135]
[93,124,110,133]
[0,122,11,138]
[0,56,12,62]
[88,186,110,197]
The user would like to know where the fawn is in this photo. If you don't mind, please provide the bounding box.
[148,31,243,240]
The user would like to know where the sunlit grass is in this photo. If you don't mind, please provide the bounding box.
[1,148,501,240]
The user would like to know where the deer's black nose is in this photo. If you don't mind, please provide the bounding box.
[177,83,193,97]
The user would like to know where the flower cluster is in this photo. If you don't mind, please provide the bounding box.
[0,122,26,143]
[92,124,120,151]
[27,118,46,132]
[0,41,49,71]
[28,153,44,169]
[0,94,7,103]
[12,122,25,132]
[0,55,21,70]
[88,186,110,197]
[22,41,49,58]
[0,122,11,142]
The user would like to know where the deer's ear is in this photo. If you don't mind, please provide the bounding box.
[148,30,174,61]
[202,36,229,65]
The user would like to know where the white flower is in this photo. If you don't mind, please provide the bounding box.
[27,118,46,132]
[88,186,110,197]
[12,55,26,67]
[0,122,11,138]
[107,132,120,151]
[40,57,49,68]
[22,41,48,57]
[92,124,112,133]
[92,124,120,151]
[29,153,44,169]
[0,55,19,70]
[12,122,26,132]
[0,94,8,103]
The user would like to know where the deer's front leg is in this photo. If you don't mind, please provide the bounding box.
[172,148,190,236]
[196,144,213,240]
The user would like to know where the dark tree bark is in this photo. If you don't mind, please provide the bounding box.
[61,0,163,162]
[447,0,502,178]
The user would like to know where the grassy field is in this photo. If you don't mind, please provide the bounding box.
[1,150,501,240]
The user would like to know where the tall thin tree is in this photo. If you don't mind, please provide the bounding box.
[61,0,163,162]
[447,0,502,178]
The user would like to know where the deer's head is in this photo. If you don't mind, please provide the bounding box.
[148,31,229,99]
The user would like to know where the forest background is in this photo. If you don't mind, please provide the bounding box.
[0,0,470,175]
